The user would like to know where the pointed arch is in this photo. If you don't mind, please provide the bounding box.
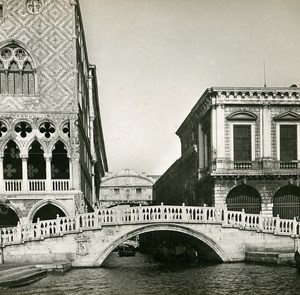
[0,41,36,94]
[28,140,46,179]
[28,199,69,223]
[51,140,70,179]
[3,139,22,179]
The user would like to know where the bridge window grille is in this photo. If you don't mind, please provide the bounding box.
[226,185,261,214]
[233,125,251,161]
[280,125,297,161]
[0,43,35,94]
[273,185,300,219]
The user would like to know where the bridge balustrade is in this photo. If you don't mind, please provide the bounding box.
[1,205,300,246]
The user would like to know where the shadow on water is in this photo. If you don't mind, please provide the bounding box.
[4,252,300,295]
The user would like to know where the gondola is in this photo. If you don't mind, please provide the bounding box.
[294,250,300,269]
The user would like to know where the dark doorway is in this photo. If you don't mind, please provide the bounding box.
[51,141,69,179]
[28,140,46,179]
[32,204,66,222]
[3,140,22,179]
[273,185,300,219]
[226,185,261,214]
[0,206,19,227]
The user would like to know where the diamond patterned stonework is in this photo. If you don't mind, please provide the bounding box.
[0,0,76,113]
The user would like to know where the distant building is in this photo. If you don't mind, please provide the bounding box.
[0,0,108,227]
[99,169,158,207]
[153,86,300,219]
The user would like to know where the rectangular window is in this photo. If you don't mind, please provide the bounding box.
[136,188,142,194]
[280,125,297,161]
[233,125,251,161]
[114,188,120,195]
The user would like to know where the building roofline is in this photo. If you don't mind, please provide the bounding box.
[176,86,300,136]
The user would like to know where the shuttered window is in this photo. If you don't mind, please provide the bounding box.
[280,125,297,161]
[234,125,251,161]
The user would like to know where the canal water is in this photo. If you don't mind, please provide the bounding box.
[3,252,300,295]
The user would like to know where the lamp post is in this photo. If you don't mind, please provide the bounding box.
[0,197,10,264]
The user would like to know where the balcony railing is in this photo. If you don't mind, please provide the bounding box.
[233,162,252,170]
[3,179,70,192]
[279,162,298,169]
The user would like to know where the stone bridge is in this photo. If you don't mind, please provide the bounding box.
[1,205,300,267]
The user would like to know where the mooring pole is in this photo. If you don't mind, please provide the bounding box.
[0,233,3,264]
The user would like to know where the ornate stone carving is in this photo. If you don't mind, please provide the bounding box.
[25,0,44,15]
[75,234,90,256]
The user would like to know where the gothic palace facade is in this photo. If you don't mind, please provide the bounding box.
[154,86,300,219]
[0,0,108,226]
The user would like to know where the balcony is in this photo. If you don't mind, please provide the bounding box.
[3,179,71,193]
[233,161,253,170]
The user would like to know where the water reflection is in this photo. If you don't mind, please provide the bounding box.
[3,252,300,295]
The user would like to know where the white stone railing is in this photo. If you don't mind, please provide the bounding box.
[4,180,22,192]
[52,180,70,191]
[1,205,300,246]
[29,180,46,191]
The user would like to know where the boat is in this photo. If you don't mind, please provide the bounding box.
[118,244,136,257]
[294,250,300,269]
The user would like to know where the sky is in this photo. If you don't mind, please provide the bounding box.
[80,0,300,175]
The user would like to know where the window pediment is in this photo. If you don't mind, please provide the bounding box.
[273,111,300,122]
[227,111,257,121]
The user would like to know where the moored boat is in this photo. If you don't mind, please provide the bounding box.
[294,250,300,269]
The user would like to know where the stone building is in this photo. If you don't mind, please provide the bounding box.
[0,0,108,226]
[99,169,157,207]
[153,86,300,219]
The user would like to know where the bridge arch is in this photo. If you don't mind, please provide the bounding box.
[93,223,232,267]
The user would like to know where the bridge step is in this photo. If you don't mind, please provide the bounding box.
[0,266,47,288]
[245,251,295,266]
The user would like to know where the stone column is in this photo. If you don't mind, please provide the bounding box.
[262,105,272,169]
[216,104,226,170]
[0,157,3,193]
[198,124,205,178]
[21,157,28,192]
[69,157,73,190]
[44,155,52,191]
[211,105,217,166]
[72,158,81,191]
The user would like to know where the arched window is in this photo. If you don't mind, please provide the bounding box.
[273,185,300,219]
[51,141,69,179]
[28,141,45,179]
[32,204,66,222]
[3,140,22,179]
[226,185,261,214]
[0,43,35,94]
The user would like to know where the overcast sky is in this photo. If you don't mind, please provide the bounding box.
[80,0,300,175]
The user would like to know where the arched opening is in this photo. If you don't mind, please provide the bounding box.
[51,141,69,179]
[94,224,231,267]
[273,185,300,219]
[3,140,22,180]
[226,185,261,214]
[0,205,19,227]
[28,140,45,179]
[32,203,66,222]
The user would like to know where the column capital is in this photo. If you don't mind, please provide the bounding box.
[44,153,52,160]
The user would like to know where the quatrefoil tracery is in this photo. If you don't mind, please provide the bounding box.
[39,122,55,138]
[0,121,7,137]
[15,122,32,138]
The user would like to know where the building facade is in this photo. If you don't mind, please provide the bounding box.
[0,0,108,226]
[99,169,157,207]
[154,86,300,219]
